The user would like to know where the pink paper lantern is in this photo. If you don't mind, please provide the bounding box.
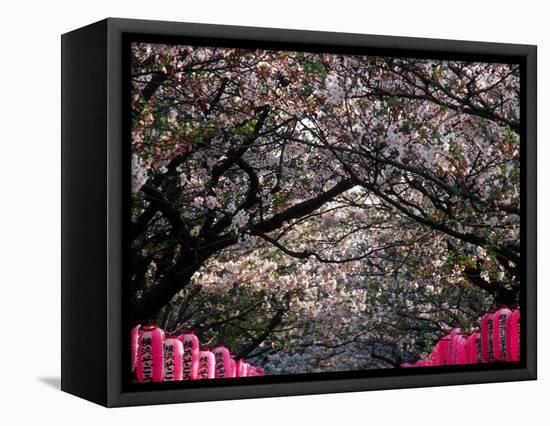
[449,329,463,365]
[236,359,249,377]
[213,346,232,378]
[493,307,512,361]
[435,335,451,366]
[198,350,215,379]
[506,309,520,362]
[178,333,200,380]
[481,313,495,363]
[450,334,468,365]
[163,338,184,381]
[137,325,165,383]
[229,358,237,378]
[463,337,471,364]
[426,350,437,366]
[458,336,469,365]
[430,344,440,366]
[255,366,265,376]
[467,332,482,364]
[131,325,141,372]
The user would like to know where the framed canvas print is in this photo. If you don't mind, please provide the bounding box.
[61,18,537,407]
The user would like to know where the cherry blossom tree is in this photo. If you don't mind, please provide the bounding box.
[129,43,519,373]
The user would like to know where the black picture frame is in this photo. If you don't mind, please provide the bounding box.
[61,17,537,407]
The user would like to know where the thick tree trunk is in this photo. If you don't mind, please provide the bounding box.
[463,265,519,307]
[130,252,208,324]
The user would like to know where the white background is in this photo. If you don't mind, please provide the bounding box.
[0,0,547,423]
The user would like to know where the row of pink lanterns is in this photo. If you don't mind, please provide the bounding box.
[131,325,265,383]
[402,307,520,368]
